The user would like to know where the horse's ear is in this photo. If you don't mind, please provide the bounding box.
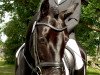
[81,0,88,5]
[40,0,49,18]
[40,0,49,13]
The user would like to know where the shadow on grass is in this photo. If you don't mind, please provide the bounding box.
[0,61,100,75]
[87,66,100,75]
[87,72,100,75]
[0,61,15,75]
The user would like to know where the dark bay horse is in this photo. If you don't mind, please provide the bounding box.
[15,0,86,75]
[15,2,67,75]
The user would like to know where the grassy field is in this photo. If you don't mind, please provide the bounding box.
[0,61,14,75]
[0,61,100,75]
[87,67,100,75]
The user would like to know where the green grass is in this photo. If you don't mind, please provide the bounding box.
[0,61,100,75]
[87,67,100,75]
[0,61,14,75]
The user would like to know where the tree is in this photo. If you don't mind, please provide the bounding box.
[3,16,27,63]
[75,0,100,56]
[0,0,40,23]
[0,0,40,63]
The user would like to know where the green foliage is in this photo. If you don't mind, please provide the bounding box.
[0,0,41,23]
[3,16,27,63]
[0,61,14,75]
[75,0,100,56]
[75,24,98,56]
[14,0,41,23]
[0,40,3,47]
[1,0,41,63]
[81,0,100,27]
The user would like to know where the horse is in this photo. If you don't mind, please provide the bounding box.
[15,0,86,75]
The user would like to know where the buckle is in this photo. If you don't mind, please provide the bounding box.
[36,66,42,75]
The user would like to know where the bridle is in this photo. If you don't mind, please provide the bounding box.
[24,21,86,75]
[24,21,67,75]
[34,21,67,74]
[32,21,68,33]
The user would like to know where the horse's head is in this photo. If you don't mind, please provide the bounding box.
[34,5,69,75]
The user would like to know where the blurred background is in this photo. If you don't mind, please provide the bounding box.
[0,0,100,75]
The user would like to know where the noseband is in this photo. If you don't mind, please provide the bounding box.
[24,21,67,75]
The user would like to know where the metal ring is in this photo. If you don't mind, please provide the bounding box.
[36,66,42,75]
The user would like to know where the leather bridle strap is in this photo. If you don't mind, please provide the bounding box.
[23,49,38,73]
[39,62,63,67]
[36,22,67,32]
[32,21,67,33]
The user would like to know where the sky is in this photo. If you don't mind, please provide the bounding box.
[1,32,8,42]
